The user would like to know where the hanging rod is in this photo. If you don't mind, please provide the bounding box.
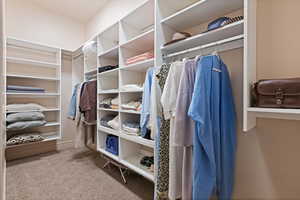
[163,34,244,60]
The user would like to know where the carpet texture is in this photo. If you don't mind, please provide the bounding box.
[6,148,154,200]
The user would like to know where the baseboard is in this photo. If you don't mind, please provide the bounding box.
[57,140,74,151]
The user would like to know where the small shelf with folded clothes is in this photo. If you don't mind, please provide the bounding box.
[119,138,154,182]
[119,112,142,138]
[6,76,60,95]
[6,131,60,149]
[98,112,120,134]
[98,94,120,112]
[159,1,244,53]
[119,0,154,45]
[119,92,142,115]
[6,108,60,132]
[119,69,146,93]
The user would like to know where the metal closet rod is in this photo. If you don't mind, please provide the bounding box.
[163,34,244,59]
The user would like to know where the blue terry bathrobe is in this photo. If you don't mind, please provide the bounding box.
[188,55,237,200]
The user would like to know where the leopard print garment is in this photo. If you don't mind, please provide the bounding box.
[156,63,171,200]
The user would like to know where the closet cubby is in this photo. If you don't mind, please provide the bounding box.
[5,37,62,143]
[119,70,146,89]
[120,92,142,114]
[119,0,154,45]
[98,72,119,91]
[159,1,244,55]
[98,22,119,56]
[97,131,120,161]
[119,139,154,181]
[83,37,98,76]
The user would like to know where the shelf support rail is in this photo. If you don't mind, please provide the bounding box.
[163,34,244,61]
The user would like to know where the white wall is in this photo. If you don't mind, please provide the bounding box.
[0,0,5,199]
[6,0,86,51]
[85,0,145,40]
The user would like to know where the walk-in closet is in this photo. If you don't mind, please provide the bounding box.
[1,0,300,200]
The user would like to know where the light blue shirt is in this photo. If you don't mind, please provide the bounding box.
[68,83,80,120]
[140,67,155,138]
[188,55,237,200]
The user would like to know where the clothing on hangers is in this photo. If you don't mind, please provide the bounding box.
[79,80,97,123]
[173,58,198,200]
[188,55,236,199]
[160,60,184,200]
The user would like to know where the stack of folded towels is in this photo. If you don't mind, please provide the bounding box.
[126,51,154,65]
[99,96,119,110]
[6,103,47,146]
[122,120,140,136]
[7,85,45,93]
[121,98,142,112]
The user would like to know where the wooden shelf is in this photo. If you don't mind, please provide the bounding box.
[6,108,60,114]
[98,126,120,136]
[6,57,59,68]
[98,108,119,112]
[121,154,154,182]
[99,148,119,162]
[98,68,119,77]
[121,58,154,72]
[247,107,300,121]
[98,46,119,58]
[161,20,244,53]
[84,68,97,75]
[6,74,59,81]
[161,0,243,30]
[120,29,154,50]
[44,122,61,127]
[6,93,60,97]
[6,134,60,149]
[98,89,119,94]
[120,133,154,148]
[120,110,141,115]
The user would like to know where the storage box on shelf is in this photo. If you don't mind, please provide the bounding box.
[5,38,62,144]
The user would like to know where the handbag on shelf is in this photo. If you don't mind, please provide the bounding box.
[252,78,300,108]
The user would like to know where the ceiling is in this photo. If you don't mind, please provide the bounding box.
[29,0,109,23]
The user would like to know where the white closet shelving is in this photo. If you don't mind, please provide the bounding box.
[5,37,62,145]
[97,0,155,182]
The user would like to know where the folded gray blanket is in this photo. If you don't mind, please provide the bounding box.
[7,85,45,92]
[7,120,47,131]
[7,112,45,123]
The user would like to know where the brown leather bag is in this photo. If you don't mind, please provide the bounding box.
[252,78,300,108]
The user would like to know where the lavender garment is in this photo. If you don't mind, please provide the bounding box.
[174,59,197,147]
[173,59,198,200]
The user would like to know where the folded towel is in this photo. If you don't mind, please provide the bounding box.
[7,120,47,131]
[7,85,45,92]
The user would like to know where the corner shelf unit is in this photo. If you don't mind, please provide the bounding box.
[96,0,155,182]
[5,37,62,145]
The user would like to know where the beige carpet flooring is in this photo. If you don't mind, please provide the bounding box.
[6,149,154,200]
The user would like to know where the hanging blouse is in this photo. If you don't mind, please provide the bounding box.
[161,61,184,200]
[151,63,171,200]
